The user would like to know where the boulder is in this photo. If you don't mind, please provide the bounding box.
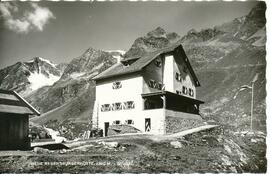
[33,147,50,154]
[170,141,183,148]
[105,142,119,148]
[99,141,119,148]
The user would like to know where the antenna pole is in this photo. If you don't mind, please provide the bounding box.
[251,82,254,131]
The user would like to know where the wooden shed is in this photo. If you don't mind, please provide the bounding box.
[0,89,40,150]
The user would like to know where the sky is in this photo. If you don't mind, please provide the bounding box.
[0,1,258,69]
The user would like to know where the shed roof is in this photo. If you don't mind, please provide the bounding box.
[0,89,40,115]
[93,43,200,86]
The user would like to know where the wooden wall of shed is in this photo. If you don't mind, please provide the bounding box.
[0,113,30,150]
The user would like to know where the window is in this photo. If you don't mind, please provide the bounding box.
[158,83,165,90]
[113,120,121,125]
[189,88,194,97]
[154,59,162,67]
[182,86,188,95]
[148,80,164,90]
[112,102,122,111]
[112,81,122,89]
[175,72,181,82]
[124,101,135,109]
[148,80,158,89]
[148,80,155,88]
[176,90,181,95]
[125,119,134,125]
[101,101,136,112]
[153,81,158,89]
[101,104,111,112]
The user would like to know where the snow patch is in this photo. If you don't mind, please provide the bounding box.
[28,71,60,90]
[112,55,122,62]
[106,50,126,55]
[3,74,9,79]
[70,72,86,79]
[45,127,67,143]
[249,26,265,39]
[91,62,104,72]
[215,56,224,62]
[248,27,266,47]
[252,37,266,47]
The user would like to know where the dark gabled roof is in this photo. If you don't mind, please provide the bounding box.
[0,89,40,115]
[141,91,204,104]
[93,43,200,86]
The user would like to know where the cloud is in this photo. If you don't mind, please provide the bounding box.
[0,2,55,34]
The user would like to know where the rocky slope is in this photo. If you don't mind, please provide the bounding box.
[60,48,117,80]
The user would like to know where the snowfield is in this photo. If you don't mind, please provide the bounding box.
[28,71,60,90]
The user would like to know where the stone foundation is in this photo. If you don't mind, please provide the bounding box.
[165,115,204,134]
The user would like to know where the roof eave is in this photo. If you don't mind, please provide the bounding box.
[94,69,142,82]
[12,91,41,116]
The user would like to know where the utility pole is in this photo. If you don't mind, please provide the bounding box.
[251,82,254,130]
[96,101,99,130]
[233,73,259,131]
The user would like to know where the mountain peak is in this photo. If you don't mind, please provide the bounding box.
[32,56,45,61]
[147,27,166,37]
[187,29,197,35]
[28,57,56,66]
[84,47,99,53]
[124,27,180,58]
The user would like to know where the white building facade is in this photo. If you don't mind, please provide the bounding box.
[93,44,204,136]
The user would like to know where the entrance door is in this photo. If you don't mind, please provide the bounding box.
[145,118,151,132]
[104,122,109,136]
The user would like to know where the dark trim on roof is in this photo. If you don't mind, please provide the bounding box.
[95,71,142,84]
[93,63,142,82]
[13,91,40,116]
[178,45,201,87]
[141,91,204,104]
